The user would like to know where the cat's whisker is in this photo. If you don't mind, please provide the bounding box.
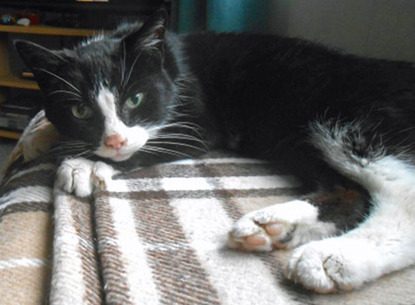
[151,133,209,150]
[47,90,83,99]
[138,148,159,156]
[146,140,207,153]
[65,98,85,103]
[123,49,144,90]
[50,143,90,153]
[30,43,69,63]
[123,76,155,95]
[38,68,82,94]
[149,123,206,143]
[124,80,141,94]
[152,133,203,141]
[48,140,93,158]
[141,144,193,158]
[120,40,127,87]
[72,150,93,159]
[47,148,92,159]
[149,121,203,132]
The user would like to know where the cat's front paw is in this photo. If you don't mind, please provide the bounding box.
[56,158,116,197]
[228,200,327,251]
[285,238,381,293]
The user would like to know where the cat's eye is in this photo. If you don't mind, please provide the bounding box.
[71,104,92,119]
[125,93,144,109]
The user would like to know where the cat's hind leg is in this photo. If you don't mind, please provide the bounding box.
[285,157,415,293]
[284,120,415,293]
[230,118,415,293]
[228,185,367,251]
[228,200,336,251]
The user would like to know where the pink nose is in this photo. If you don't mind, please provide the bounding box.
[105,134,126,150]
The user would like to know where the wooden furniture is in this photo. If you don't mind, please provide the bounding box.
[0,25,96,139]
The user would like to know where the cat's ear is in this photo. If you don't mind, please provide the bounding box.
[14,40,74,95]
[14,40,67,72]
[124,9,168,52]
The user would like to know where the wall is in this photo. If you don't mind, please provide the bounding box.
[268,0,415,62]
[176,0,415,62]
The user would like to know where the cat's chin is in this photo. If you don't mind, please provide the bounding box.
[110,153,134,162]
[94,150,135,162]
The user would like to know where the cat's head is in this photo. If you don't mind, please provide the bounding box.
[15,10,179,162]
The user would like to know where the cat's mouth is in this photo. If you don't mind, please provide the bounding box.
[94,145,137,162]
[95,126,151,161]
[112,151,133,161]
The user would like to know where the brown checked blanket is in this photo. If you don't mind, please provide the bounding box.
[1,147,415,304]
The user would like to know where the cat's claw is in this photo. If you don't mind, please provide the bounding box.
[56,158,116,197]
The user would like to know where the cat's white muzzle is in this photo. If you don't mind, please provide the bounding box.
[94,127,150,161]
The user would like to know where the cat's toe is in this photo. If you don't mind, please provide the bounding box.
[264,222,293,249]
[285,238,379,293]
[56,158,93,197]
[56,158,115,197]
[228,200,320,251]
[228,216,295,252]
[228,231,272,252]
[285,242,337,293]
[92,161,117,190]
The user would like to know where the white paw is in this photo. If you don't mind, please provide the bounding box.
[285,238,382,293]
[228,200,332,251]
[56,158,117,197]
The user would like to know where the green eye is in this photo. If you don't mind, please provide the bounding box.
[125,93,144,109]
[71,104,92,119]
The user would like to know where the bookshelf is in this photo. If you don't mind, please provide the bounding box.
[0,25,96,139]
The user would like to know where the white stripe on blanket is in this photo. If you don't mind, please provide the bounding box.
[216,175,300,189]
[120,175,299,193]
[3,163,56,185]
[0,186,52,210]
[0,258,48,270]
[50,191,87,305]
[171,158,267,165]
[108,196,161,304]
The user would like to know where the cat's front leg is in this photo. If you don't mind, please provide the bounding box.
[56,157,119,197]
[228,200,338,251]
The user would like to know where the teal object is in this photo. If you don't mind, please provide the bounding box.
[207,0,271,32]
[177,0,206,33]
[175,0,273,33]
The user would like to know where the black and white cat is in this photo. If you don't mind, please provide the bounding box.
[15,10,415,293]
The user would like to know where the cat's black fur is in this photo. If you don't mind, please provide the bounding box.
[182,30,415,183]
[13,9,415,216]
[15,11,415,176]
[12,10,415,292]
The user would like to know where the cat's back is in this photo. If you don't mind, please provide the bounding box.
[179,31,321,83]
[178,32,329,101]
[178,31,415,113]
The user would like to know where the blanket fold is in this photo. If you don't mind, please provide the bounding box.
[1,152,415,305]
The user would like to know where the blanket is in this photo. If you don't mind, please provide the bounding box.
[1,148,415,305]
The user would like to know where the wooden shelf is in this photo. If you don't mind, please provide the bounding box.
[0,25,98,37]
[0,74,39,90]
[0,24,97,140]
[0,129,21,139]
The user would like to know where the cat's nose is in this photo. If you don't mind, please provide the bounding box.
[105,134,126,150]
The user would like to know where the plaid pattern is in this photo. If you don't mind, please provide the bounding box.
[1,150,415,305]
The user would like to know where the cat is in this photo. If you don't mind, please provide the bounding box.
[14,9,415,293]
